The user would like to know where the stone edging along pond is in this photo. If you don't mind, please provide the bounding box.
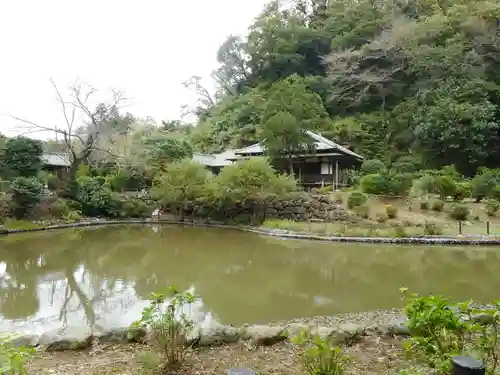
[6,319,412,352]
[2,218,500,246]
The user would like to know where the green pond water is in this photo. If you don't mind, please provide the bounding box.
[0,224,499,334]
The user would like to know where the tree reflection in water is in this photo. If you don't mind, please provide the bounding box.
[0,225,500,331]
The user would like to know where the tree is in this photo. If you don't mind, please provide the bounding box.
[10,177,43,219]
[3,136,43,178]
[152,160,210,221]
[181,76,216,121]
[11,79,127,180]
[145,136,193,171]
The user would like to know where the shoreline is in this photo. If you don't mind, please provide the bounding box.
[7,308,409,352]
[3,218,500,245]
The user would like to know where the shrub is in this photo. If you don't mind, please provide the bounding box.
[410,174,436,198]
[360,159,385,175]
[419,201,429,210]
[449,204,469,221]
[10,177,43,219]
[360,173,390,195]
[291,328,350,375]
[46,174,60,191]
[0,335,35,373]
[347,191,367,209]
[472,172,497,202]
[385,204,397,219]
[120,199,151,218]
[354,204,370,219]
[484,198,500,217]
[76,176,116,217]
[3,136,43,178]
[424,221,443,236]
[49,198,70,219]
[393,226,407,238]
[375,212,388,223]
[131,287,196,369]
[435,175,457,199]
[401,290,500,375]
[453,182,471,201]
[491,185,500,201]
[431,199,444,212]
[311,185,333,194]
[64,210,83,222]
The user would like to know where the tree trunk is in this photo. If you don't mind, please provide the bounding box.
[288,156,294,175]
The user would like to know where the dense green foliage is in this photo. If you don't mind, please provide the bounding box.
[2,137,43,178]
[189,0,500,176]
[10,177,43,219]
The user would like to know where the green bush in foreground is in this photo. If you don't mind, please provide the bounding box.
[347,191,367,209]
[131,287,196,371]
[291,328,350,375]
[401,288,500,375]
[10,177,43,219]
[0,334,35,373]
[424,221,443,236]
[385,204,397,219]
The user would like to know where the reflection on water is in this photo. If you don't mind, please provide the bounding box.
[0,224,499,334]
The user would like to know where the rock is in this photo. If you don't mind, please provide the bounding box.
[95,328,129,344]
[3,333,40,347]
[126,326,147,342]
[198,322,240,346]
[336,323,366,343]
[387,319,410,336]
[39,327,93,351]
[284,323,310,338]
[242,325,286,346]
[312,326,338,340]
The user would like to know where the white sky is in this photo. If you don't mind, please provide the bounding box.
[0,0,269,138]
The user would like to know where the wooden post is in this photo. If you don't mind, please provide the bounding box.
[335,159,339,191]
[487,221,490,235]
[452,356,485,375]
[458,221,462,235]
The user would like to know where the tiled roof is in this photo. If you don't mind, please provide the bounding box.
[41,153,71,167]
[232,130,363,159]
[192,150,235,167]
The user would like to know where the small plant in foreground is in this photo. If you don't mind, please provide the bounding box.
[400,288,500,375]
[291,328,350,375]
[0,334,35,374]
[354,204,370,219]
[385,204,398,219]
[131,286,196,370]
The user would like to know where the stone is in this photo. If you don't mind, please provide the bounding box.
[3,333,40,347]
[311,326,338,340]
[242,325,286,346]
[228,368,257,375]
[387,319,410,336]
[126,326,147,342]
[95,328,129,344]
[285,323,309,338]
[39,327,93,351]
[198,322,240,346]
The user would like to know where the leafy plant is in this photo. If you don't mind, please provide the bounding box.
[431,199,445,212]
[424,221,443,236]
[347,191,367,209]
[449,204,470,221]
[354,204,369,219]
[131,287,196,370]
[420,201,429,210]
[484,198,500,217]
[401,289,500,375]
[0,334,35,374]
[10,177,43,219]
[291,328,350,375]
[360,159,386,175]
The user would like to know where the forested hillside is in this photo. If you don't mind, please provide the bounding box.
[186,0,500,176]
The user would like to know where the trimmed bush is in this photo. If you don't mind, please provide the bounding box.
[471,173,497,202]
[360,159,386,175]
[385,204,398,219]
[347,191,367,209]
[360,173,391,195]
[375,212,388,223]
[435,175,457,199]
[431,199,444,212]
[424,221,443,236]
[49,198,70,219]
[449,204,469,221]
[491,185,500,201]
[484,198,500,217]
[10,177,43,219]
[453,182,471,201]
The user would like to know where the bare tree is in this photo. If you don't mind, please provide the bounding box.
[10,79,127,179]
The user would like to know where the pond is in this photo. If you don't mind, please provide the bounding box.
[0,224,499,334]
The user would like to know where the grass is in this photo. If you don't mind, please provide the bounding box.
[2,219,43,230]
[262,193,500,238]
